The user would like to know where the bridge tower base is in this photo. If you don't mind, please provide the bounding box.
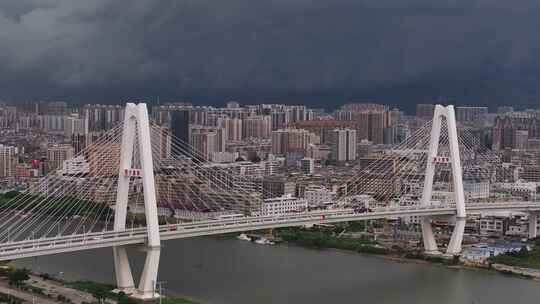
[420,105,466,256]
[113,246,136,294]
[529,213,538,239]
[421,217,440,255]
[113,103,162,299]
[446,217,466,255]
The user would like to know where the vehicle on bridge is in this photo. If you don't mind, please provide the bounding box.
[353,207,373,213]
[212,213,246,221]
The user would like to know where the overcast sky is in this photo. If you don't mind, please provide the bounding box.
[1,0,540,110]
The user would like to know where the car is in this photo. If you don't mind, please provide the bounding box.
[354,207,368,213]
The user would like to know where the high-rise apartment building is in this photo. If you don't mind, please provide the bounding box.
[47,144,75,171]
[189,126,226,160]
[271,128,318,155]
[64,114,89,138]
[171,110,191,140]
[189,107,209,125]
[0,106,18,129]
[492,112,540,150]
[514,130,529,150]
[153,126,172,160]
[364,110,388,144]
[0,145,17,177]
[341,103,391,144]
[190,129,216,160]
[416,104,436,119]
[83,104,124,131]
[456,106,488,122]
[46,101,68,115]
[263,105,313,130]
[218,117,242,141]
[330,128,357,162]
[39,115,65,133]
[242,116,271,139]
[87,143,120,177]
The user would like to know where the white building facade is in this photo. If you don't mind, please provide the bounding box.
[261,195,307,216]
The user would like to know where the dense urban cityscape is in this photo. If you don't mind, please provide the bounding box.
[1,101,540,246]
[1,99,540,303]
[1,100,540,303]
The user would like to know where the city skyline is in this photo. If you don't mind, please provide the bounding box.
[2,99,533,116]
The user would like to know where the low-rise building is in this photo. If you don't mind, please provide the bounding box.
[304,185,336,208]
[479,216,507,237]
[260,195,307,216]
[495,182,537,200]
[62,156,90,175]
[506,223,528,237]
[211,151,239,163]
[464,181,490,200]
[262,176,296,199]
[300,158,315,175]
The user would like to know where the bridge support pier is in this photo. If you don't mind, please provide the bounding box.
[446,217,466,255]
[135,246,161,299]
[112,245,162,299]
[529,213,538,239]
[421,217,440,254]
[113,246,136,294]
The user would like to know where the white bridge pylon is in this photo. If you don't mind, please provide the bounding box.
[421,105,466,256]
[113,103,161,299]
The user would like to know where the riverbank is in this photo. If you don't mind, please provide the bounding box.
[487,241,540,268]
[68,280,202,304]
[274,227,540,281]
[0,262,201,304]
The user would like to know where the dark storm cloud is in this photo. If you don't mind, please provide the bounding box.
[2,0,540,109]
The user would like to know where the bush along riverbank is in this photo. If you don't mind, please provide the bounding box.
[277,227,388,255]
[488,240,540,269]
[68,280,201,304]
[1,261,201,304]
[275,227,540,279]
[485,240,540,279]
[275,227,460,267]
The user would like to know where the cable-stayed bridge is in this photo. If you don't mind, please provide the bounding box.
[0,103,539,299]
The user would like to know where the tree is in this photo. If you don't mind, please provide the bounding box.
[249,155,261,163]
[7,268,29,286]
[3,191,20,199]
[91,287,108,302]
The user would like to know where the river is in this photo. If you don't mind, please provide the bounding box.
[16,237,540,304]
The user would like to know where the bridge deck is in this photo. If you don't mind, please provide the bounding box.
[1,202,539,261]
